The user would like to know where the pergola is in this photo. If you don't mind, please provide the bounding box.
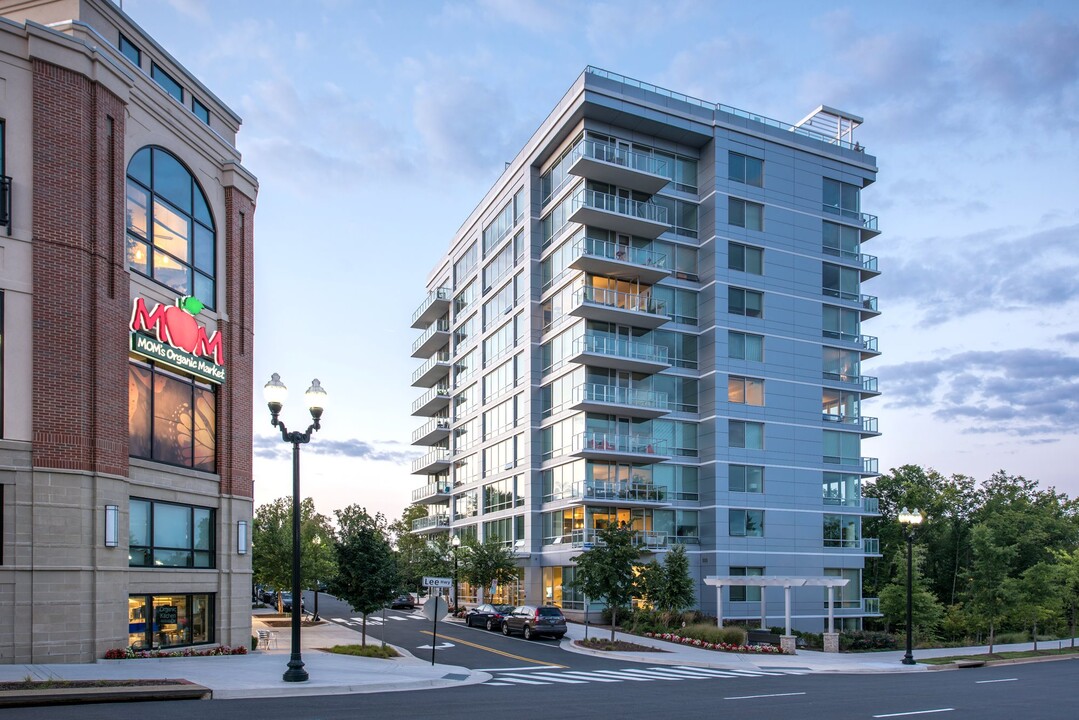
[703,575,850,638]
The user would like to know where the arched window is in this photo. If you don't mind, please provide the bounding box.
[125,147,215,308]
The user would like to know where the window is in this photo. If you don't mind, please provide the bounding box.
[729,509,764,537]
[822,305,859,341]
[730,566,763,602]
[729,331,763,362]
[129,362,216,472]
[729,420,764,449]
[126,146,216,308]
[728,376,764,406]
[823,429,860,465]
[728,197,763,231]
[484,476,522,513]
[824,568,861,608]
[129,498,214,567]
[822,389,859,421]
[728,287,763,318]
[823,472,861,506]
[483,200,514,255]
[119,34,141,66]
[823,178,860,219]
[191,98,210,125]
[729,464,764,493]
[652,196,699,238]
[483,515,524,546]
[823,221,860,259]
[728,152,763,187]
[454,491,478,519]
[128,594,213,650]
[823,263,860,301]
[514,187,525,223]
[151,62,183,102]
[729,242,762,274]
[652,286,698,325]
[454,242,478,287]
[0,292,4,439]
[823,514,860,548]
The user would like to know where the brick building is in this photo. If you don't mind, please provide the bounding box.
[0,0,256,662]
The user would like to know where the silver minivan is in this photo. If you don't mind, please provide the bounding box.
[502,605,567,640]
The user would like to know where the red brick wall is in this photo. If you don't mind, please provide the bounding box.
[218,187,255,498]
[31,59,129,477]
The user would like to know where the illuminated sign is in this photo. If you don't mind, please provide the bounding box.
[130,296,225,384]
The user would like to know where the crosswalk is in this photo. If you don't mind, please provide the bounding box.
[330,614,424,627]
[483,664,813,687]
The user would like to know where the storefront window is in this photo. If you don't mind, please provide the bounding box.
[129,498,214,568]
[128,593,213,650]
[129,361,216,471]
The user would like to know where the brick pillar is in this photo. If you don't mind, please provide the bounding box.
[218,187,255,498]
[31,59,129,476]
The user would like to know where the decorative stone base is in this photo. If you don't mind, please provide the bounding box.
[780,635,797,654]
[823,632,840,653]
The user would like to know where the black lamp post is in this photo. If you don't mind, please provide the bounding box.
[450,534,461,611]
[898,507,924,666]
[264,373,327,683]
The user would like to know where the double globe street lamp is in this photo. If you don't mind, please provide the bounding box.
[263,373,328,683]
[898,507,924,666]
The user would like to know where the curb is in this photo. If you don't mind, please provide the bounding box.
[926,654,1079,671]
[0,681,211,707]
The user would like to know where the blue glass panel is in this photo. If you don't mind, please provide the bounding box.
[193,223,213,272]
[152,149,192,213]
[128,147,151,186]
[194,272,214,310]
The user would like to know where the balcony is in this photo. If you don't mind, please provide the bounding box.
[568,235,671,285]
[862,597,881,615]
[571,431,671,463]
[822,246,881,281]
[570,480,671,507]
[569,286,669,329]
[567,187,669,239]
[411,319,450,358]
[823,456,880,475]
[823,204,881,240]
[823,289,880,319]
[411,351,451,388]
[823,495,881,514]
[411,287,451,329]
[412,481,452,505]
[821,414,879,435]
[862,497,880,514]
[411,449,451,475]
[411,514,450,534]
[863,537,881,556]
[823,331,880,359]
[569,333,670,374]
[411,385,451,416]
[412,417,451,445]
[567,138,671,195]
[822,372,880,397]
[570,383,670,419]
[565,528,669,552]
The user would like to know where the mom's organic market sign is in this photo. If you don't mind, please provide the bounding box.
[129,296,225,384]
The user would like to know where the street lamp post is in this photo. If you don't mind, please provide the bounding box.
[311,536,322,623]
[898,507,924,666]
[264,373,328,683]
[450,534,461,611]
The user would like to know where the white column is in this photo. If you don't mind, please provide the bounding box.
[716,584,723,628]
[784,585,792,636]
[827,586,835,634]
[760,588,767,629]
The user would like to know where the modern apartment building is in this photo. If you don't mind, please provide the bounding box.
[410,67,881,631]
[0,0,256,661]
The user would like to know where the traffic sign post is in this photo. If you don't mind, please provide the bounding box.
[420,586,450,666]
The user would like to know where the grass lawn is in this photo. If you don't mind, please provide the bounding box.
[324,644,399,659]
[920,646,1079,665]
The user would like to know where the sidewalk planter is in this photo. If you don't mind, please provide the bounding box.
[643,631,790,654]
[103,645,249,659]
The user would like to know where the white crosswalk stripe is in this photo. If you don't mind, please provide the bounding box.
[484,664,812,687]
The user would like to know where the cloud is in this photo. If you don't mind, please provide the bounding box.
[877,348,1079,437]
[165,0,210,23]
[874,222,1079,325]
[1060,331,1079,344]
[253,435,421,463]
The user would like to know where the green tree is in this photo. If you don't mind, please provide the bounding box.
[968,522,1017,652]
[1007,561,1061,651]
[460,537,519,605]
[416,534,454,584]
[567,524,641,640]
[328,505,398,645]
[252,497,335,612]
[1054,548,1079,648]
[659,544,696,614]
[389,504,431,593]
[879,544,945,641]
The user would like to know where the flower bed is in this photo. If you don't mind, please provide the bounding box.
[103,645,248,660]
[643,631,788,654]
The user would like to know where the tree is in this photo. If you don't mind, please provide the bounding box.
[328,505,398,645]
[460,537,519,604]
[1008,562,1061,651]
[1054,548,1079,648]
[878,544,945,641]
[567,524,641,640]
[252,497,335,612]
[389,504,432,593]
[968,522,1017,653]
[658,544,696,615]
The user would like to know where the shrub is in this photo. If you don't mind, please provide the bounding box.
[840,630,897,651]
[326,644,399,659]
[677,623,747,646]
[250,635,259,652]
[103,645,249,660]
[601,606,631,627]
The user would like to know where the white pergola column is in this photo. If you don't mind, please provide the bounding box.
[784,585,792,636]
[827,586,835,634]
[760,589,767,629]
[716,584,723,628]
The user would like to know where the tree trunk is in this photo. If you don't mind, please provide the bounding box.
[362,615,368,646]
[1032,620,1037,652]
[610,607,617,642]
[1070,602,1075,648]
[988,620,995,654]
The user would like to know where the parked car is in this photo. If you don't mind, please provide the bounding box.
[465,603,515,631]
[390,595,416,610]
[279,592,305,612]
[259,588,277,604]
[501,605,567,640]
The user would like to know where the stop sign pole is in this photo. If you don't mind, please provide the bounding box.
[422,577,452,665]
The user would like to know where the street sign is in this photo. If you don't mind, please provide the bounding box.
[422,576,453,588]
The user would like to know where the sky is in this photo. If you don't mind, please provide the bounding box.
[118,0,1079,522]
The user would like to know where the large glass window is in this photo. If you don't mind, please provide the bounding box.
[729,242,763,274]
[730,566,763,602]
[729,331,763,362]
[129,498,214,568]
[119,34,141,66]
[728,376,764,406]
[728,152,763,187]
[729,464,764,493]
[823,221,860,259]
[729,420,764,449]
[483,200,514,255]
[150,63,183,102]
[484,476,522,513]
[191,98,210,125]
[822,305,859,341]
[824,568,861,608]
[823,263,860,301]
[729,509,764,537]
[728,287,763,318]
[126,147,216,308]
[823,178,860,219]
[824,514,860,548]
[823,429,860,464]
[129,362,215,471]
[127,593,213,650]
[653,196,698,238]
[823,347,861,382]
[728,197,763,231]
[823,472,861,506]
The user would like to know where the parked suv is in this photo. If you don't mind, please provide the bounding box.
[502,605,567,640]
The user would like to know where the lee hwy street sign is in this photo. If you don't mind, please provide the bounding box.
[422,576,453,588]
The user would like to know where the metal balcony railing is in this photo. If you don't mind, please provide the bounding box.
[863,497,880,514]
[572,235,667,269]
[571,187,668,225]
[575,333,669,366]
[863,537,880,555]
[411,417,450,444]
[573,286,667,316]
[411,515,450,532]
[411,386,451,414]
[411,449,450,474]
[411,287,450,326]
[411,318,450,354]
[411,351,451,385]
[576,383,669,412]
[574,137,671,177]
[411,482,451,503]
[575,480,668,503]
[575,431,668,456]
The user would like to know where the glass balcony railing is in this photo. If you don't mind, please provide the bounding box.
[573,286,667,316]
[411,287,450,326]
[863,497,880,514]
[573,480,668,503]
[411,386,450,414]
[863,597,881,614]
[823,456,879,474]
[824,538,862,549]
[574,333,669,366]
[411,318,450,354]
[821,372,879,394]
[574,137,671,177]
[411,417,450,444]
[411,482,451,503]
[863,538,880,555]
[411,449,450,474]
[411,351,451,385]
[571,187,668,225]
[576,383,669,412]
[821,414,878,434]
[411,515,450,532]
[571,235,667,269]
[575,431,668,456]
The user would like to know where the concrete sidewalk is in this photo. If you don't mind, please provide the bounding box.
[0,613,489,700]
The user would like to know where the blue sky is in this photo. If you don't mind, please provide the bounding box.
[120,0,1079,520]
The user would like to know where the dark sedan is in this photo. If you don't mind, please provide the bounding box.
[389,595,416,610]
[465,603,515,631]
